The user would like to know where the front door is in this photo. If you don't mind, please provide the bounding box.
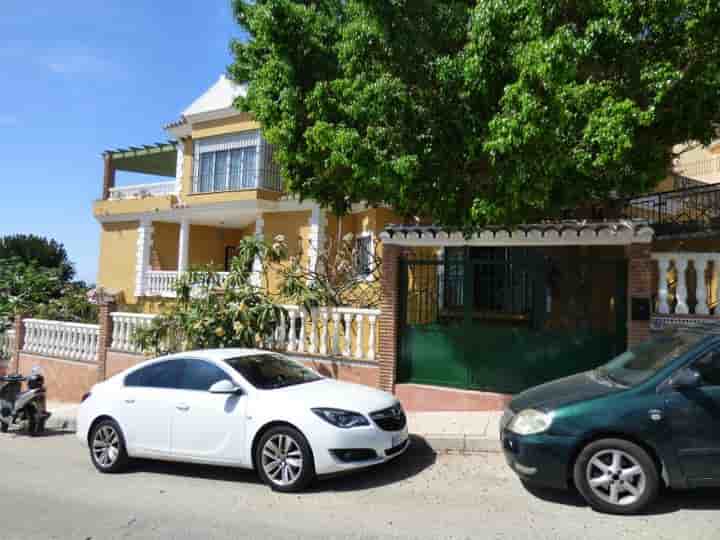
[667,347,720,485]
[170,359,247,465]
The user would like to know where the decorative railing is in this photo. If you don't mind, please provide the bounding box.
[111,313,158,353]
[23,319,100,362]
[273,306,381,362]
[622,183,720,235]
[0,329,15,362]
[108,181,178,201]
[675,156,720,180]
[144,271,231,297]
[108,305,381,362]
[653,252,720,317]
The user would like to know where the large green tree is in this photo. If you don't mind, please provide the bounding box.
[230,0,720,227]
[0,234,75,281]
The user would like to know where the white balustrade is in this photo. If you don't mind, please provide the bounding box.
[144,271,231,297]
[276,306,380,362]
[23,319,100,362]
[652,252,720,317]
[0,329,15,361]
[108,181,178,201]
[111,313,157,353]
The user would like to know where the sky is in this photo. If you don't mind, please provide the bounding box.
[0,1,242,283]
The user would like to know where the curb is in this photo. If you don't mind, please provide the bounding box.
[419,434,501,454]
[46,415,77,433]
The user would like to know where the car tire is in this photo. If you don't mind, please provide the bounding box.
[255,426,315,493]
[89,419,130,474]
[573,438,659,515]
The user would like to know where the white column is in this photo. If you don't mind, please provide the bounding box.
[175,140,184,194]
[695,255,710,315]
[135,218,154,297]
[675,256,689,315]
[251,215,264,287]
[655,255,671,314]
[177,218,190,273]
[367,315,377,361]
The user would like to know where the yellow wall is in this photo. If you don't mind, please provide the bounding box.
[151,222,180,271]
[191,113,260,139]
[97,221,139,304]
[93,196,176,219]
[262,210,312,292]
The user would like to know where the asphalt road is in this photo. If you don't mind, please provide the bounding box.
[1,431,720,540]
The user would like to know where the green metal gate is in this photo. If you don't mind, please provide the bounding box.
[398,247,628,394]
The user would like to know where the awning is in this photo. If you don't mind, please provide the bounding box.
[103,141,177,177]
[379,220,654,247]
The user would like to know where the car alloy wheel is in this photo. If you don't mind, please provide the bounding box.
[262,433,304,486]
[256,426,315,492]
[585,449,646,506]
[89,419,129,474]
[573,438,659,515]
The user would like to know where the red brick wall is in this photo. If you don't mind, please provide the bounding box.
[299,358,379,388]
[18,353,99,403]
[378,244,401,392]
[627,244,652,346]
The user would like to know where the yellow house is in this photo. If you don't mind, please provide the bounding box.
[94,75,401,308]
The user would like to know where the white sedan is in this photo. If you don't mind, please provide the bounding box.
[76,349,409,491]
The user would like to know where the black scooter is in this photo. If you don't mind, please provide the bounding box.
[0,367,51,435]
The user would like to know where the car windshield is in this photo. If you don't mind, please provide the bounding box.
[596,332,705,387]
[223,354,323,390]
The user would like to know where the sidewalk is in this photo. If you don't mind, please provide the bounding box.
[45,402,502,454]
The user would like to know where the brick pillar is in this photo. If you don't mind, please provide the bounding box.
[97,301,116,382]
[378,244,402,393]
[102,153,115,200]
[627,243,652,347]
[12,314,26,374]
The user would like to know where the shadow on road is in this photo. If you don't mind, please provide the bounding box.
[4,428,74,438]
[122,434,436,493]
[522,482,720,515]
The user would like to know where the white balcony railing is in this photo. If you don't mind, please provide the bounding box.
[108,305,381,362]
[144,271,231,297]
[108,181,178,201]
[1,329,15,363]
[675,156,720,181]
[23,319,100,362]
[653,252,720,317]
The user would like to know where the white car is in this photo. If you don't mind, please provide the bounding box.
[76,349,409,491]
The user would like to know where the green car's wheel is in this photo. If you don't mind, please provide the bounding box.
[574,438,659,515]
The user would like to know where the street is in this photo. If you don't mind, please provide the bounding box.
[1,432,719,540]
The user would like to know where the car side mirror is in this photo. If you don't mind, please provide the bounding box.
[209,380,242,394]
[670,368,701,390]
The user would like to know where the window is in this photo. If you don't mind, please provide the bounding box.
[355,235,373,277]
[695,350,720,387]
[180,359,231,391]
[125,360,184,389]
[223,354,322,390]
[194,148,258,193]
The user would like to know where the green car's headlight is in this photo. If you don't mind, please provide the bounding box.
[508,409,553,435]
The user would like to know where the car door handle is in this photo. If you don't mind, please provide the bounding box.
[124,398,136,404]
[176,404,190,411]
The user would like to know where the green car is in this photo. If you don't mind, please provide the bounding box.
[501,329,720,514]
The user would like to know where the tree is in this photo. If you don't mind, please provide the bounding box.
[0,234,75,281]
[230,0,720,228]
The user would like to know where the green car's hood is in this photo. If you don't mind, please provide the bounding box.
[510,372,624,412]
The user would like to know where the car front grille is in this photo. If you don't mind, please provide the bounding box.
[370,404,407,432]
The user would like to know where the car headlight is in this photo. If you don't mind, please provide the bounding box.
[507,409,553,435]
[312,408,369,428]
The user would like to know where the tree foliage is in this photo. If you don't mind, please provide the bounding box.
[230,0,720,227]
[0,234,75,281]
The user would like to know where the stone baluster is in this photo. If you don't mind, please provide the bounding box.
[308,310,318,354]
[367,315,377,361]
[288,311,297,352]
[319,309,329,356]
[695,255,710,315]
[277,310,286,350]
[675,256,689,315]
[343,313,352,357]
[297,310,306,353]
[331,312,341,355]
[354,314,364,359]
[656,255,671,314]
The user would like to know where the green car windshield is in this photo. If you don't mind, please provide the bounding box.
[596,332,706,387]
